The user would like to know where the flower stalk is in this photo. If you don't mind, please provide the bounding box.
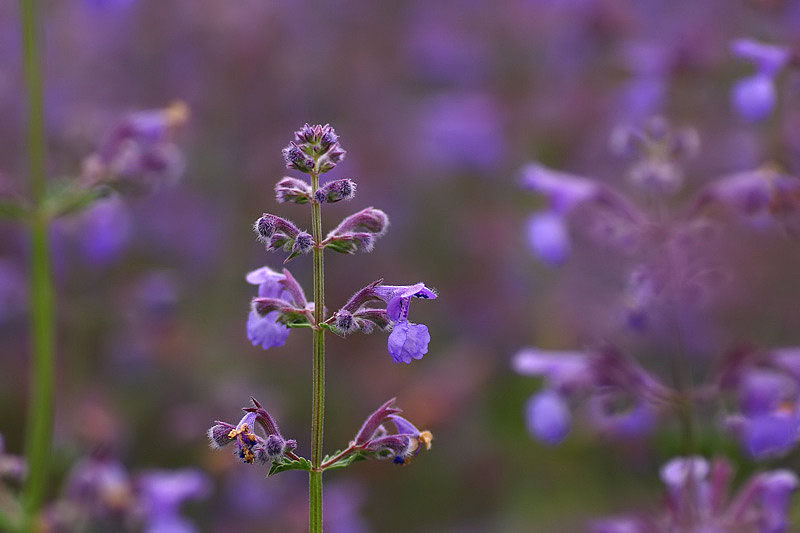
[310,168,325,533]
[20,0,57,529]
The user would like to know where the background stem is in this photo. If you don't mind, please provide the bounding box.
[20,0,56,529]
[309,170,325,533]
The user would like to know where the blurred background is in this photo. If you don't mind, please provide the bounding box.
[2,0,800,530]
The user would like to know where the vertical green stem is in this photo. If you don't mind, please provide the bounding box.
[309,170,325,533]
[20,1,56,530]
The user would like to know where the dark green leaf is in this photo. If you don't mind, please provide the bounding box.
[268,456,312,476]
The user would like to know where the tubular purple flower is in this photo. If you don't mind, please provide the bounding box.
[354,398,401,445]
[375,283,437,364]
[245,266,301,350]
[521,163,599,214]
[511,348,594,391]
[731,39,791,76]
[86,101,189,189]
[730,40,791,121]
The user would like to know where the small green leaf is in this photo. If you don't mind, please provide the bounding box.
[268,456,312,476]
[43,181,106,219]
[322,451,367,472]
[324,240,357,254]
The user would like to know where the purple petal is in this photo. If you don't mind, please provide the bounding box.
[526,389,571,445]
[246,310,290,350]
[520,162,598,214]
[731,39,790,75]
[388,415,421,437]
[731,74,776,122]
[526,211,571,266]
[760,470,798,533]
[511,348,592,389]
[387,321,430,364]
[740,413,800,459]
[245,266,284,286]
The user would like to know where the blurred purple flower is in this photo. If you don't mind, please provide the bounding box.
[526,211,570,266]
[0,433,26,483]
[417,94,506,173]
[137,469,210,533]
[513,347,670,444]
[730,39,791,122]
[526,389,571,445]
[83,101,189,190]
[593,456,798,532]
[719,346,800,458]
[72,193,132,266]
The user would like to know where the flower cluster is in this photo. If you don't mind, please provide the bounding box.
[208,398,297,466]
[81,101,190,191]
[42,453,209,532]
[593,457,797,533]
[513,346,672,444]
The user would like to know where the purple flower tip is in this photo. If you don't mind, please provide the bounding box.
[526,389,571,445]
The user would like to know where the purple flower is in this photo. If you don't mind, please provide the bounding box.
[246,266,311,350]
[513,347,669,444]
[246,266,292,350]
[526,389,571,445]
[732,74,778,122]
[526,211,570,266]
[207,398,297,466]
[719,347,800,458]
[352,399,432,465]
[690,168,800,229]
[72,193,132,266]
[83,101,189,190]
[340,282,437,364]
[137,469,210,533]
[730,39,791,122]
[593,456,799,532]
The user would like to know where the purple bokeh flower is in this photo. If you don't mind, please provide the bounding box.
[513,347,669,444]
[593,456,798,532]
[137,469,210,533]
[730,39,791,122]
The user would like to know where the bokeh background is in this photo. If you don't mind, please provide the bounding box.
[3,0,800,530]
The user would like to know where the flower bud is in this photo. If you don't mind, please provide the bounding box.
[275,176,312,204]
[282,143,316,172]
[315,179,356,203]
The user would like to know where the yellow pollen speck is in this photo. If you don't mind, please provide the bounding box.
[165,101,190,126]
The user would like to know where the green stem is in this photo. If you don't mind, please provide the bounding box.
[309,170,325,533]
[20,1,55,530]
